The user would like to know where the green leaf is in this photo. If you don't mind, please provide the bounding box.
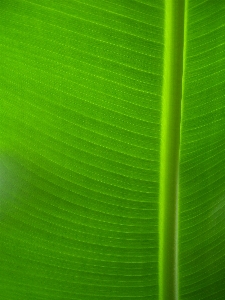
[0,1,224,299]
[179,2,225,299]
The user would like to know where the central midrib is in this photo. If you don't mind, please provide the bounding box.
[159,0,186,300]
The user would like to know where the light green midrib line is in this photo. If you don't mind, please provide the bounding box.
[159,1,186,300]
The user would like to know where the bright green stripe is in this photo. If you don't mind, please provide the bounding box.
[159,1,185,299]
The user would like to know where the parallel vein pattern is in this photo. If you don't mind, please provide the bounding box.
[0,1,164,299]
[179,1,225,299]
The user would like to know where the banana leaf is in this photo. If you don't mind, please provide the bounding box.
[0,0,224,299]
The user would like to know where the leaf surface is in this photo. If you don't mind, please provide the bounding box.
[179,1,225,299]
[0,1,224,299]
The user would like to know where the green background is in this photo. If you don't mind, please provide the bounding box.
[179,1,225,299]
[0,1,224,299]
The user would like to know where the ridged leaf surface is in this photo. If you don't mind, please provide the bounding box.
[179,1,225,299]
[0,1,224,299]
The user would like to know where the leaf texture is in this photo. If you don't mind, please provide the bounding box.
[179,1,225,299]
[0,0,164,299]
[0,0,225,300]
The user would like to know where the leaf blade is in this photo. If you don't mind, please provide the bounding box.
[0,0,164,298]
